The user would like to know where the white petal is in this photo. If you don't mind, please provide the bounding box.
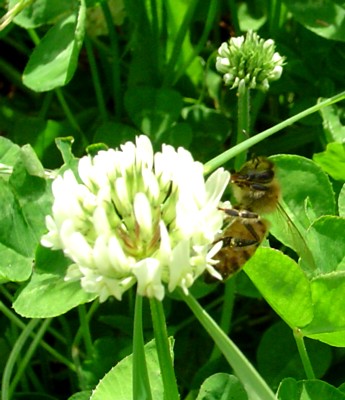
[134,192,153,237]
[132,258,165,300]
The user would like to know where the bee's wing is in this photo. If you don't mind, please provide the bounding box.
[266,199,316,274]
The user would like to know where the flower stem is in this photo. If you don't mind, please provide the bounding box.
[1,318,41,400]
[293,328,315,380]
[133,295,153,400]
[150,299,180,400]
[235,82,250,170]
[179,289,276,400]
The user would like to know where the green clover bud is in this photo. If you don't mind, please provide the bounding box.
[216,30,285,91]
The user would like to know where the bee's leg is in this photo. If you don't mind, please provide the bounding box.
[218,206,266,243]
[219,207,259,220]
[219,235,258,248]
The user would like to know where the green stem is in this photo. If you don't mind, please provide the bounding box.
[179,289,276,400]
[133,295,152,400]
[150,299,180,400]
[77,304,93,356]
[9,319,52,397]
[293,328,315,380]
[0,301,76,372]
[209,278,236,361]
[1,319,41,400]
[227,0,240,35]
[55,89,81,133]
[100,0,122,119]
[235,82,250,169]
[84,35,109,122]
[204,90,345,175]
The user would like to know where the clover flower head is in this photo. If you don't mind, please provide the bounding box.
[41,135,230,302]
[216,30,285,91]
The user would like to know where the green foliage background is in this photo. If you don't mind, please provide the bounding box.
[0,0,345,399]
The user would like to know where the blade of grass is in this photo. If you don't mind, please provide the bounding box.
[204,90,345,175]
[179,289,276,400]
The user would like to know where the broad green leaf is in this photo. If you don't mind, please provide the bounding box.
[278,378,345,400]
[302,271,345,346]
[13,117,66,159]
[182,104,231,159]
[268,155,335,271]
[283,0,345,42]
[339,184,345,217]
[67,391,92,400]
[244,248,313,328]
[23,1,86,92]
[93,122,138,149]
[305,216,345,274]
[257,322,331,390]
[90,339,165,400]
[238,1,267,31]
[11,0,78,28]
[271,155,335,227]
[81,338,131,389]
[0,244,33,283]
[13,246,96,318]
[313,142,345,181]
[0,142,51,280]
[156,122,193,149]
[0,179,37,257]
[196,373,247,400]
[9,147,52,240]
[319,104,345,143]
[0,136,21,169]
[124,87,183,140]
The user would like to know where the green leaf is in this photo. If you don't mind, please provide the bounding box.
[302,271,345,346]
[283,0,345,42]
[23,1,86,92]
[244,248,313,328]
[339,184,345,217]
[68,391,92,400]
[124,87,183,140]
[93,122,138,149]
[13,117,66,159]
[319,104,345,143]
[156,122,193,149]
[11,0,79,28]
[237,1,267,32]
[278,378,345,400]
[0,179,37,257]
[81,338,129,389]
[0,136,21,169]
[271,155,335,227]
[90,339,164,400]
[0,245,33,283]
[196,373,247,400]
[182,104,231,159]
[13,245,96,318]
[313,142,345,181]
[257,322,331,390]
[268,155,335,271]
[305,216,345,274]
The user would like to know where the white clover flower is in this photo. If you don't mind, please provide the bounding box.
[216,30,285,91]
[41,135,230,302]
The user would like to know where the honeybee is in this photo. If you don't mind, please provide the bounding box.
[211,157,280,281]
